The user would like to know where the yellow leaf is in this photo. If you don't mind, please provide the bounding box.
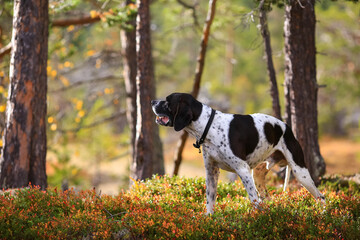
[60,76,70,87]
[104,88,114,94]
[129,176,139,190]
[47,66,52,74]
[67,25,75,32]
[90,10,98,19]
[60,47,66,54]
[128,3,136,9]
[87,50,96,57]
[95,59,102,69]
[48,116,54,124]
[71,168,79,176]
[50,123,57,131]
[0,104,6,113]
[77,110,85,118]
[75,117,81,123]
[0,71,4,77]
[64,61,73,68]
[0,139,2,147]
[74,150,80,157]
[51,69,57,78]
[0,86,5,94]
[76,100,83,110]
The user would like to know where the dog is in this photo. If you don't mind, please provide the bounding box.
[151,93,325,214]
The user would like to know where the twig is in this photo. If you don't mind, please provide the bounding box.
[0,14,103,59]
[94,190,126,219]
[0,42,11,59]
[49,75,121,93]
[176,0,200,30]
[52,14,101,27]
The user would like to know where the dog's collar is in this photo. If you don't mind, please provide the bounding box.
[193,108,216,153]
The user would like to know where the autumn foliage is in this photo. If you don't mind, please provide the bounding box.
[1,175,359,239]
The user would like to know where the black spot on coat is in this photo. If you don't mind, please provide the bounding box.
[229,115,259,160]
[264,122,283,146]
[283,125,306,168]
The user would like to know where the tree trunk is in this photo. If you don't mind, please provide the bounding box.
[120,0,137,162]
[259,3,282,120]
[132,0,164,183]
[173,0,217,176]
[0,0,48,190]
[284,0,325,184]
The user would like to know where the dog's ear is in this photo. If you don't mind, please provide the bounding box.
[174,102,193,131]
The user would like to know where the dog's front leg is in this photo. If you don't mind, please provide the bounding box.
[204,154,219,215]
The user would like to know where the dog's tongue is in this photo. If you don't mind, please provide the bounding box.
[157,116,169,124]
[162,116,169,123]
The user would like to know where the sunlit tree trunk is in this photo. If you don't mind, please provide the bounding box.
[284,0,325,184]
[131,0,164,183]
[120,0,137,162]
[0,0,48,190]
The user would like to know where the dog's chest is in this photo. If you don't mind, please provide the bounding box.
[202,114,243,171]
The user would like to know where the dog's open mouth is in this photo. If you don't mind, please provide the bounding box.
[156,115,170,126]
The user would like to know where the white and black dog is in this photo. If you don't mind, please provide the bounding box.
[151,93,325,214]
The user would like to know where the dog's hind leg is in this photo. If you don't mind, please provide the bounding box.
[252,162,269,200]
[252,150,290,199]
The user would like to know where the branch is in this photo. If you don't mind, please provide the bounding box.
[176,0,200,29]
[49,75,121,93]
[191,0,217,97]
[0,14,102,58]
[58,110,126,133]
[52,14,101,27]
[0,42,11,59]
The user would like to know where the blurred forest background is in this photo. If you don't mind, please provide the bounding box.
[0,0,359,194]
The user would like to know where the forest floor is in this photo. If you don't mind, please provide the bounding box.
[53,136,360,194]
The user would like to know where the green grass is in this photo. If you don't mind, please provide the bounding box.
[1,175,359,239]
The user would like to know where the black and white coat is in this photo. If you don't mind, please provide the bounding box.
[151,93,325,214]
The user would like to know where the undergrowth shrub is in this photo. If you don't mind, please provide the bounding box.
[1,175,359,239]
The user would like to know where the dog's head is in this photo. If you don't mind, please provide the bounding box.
[151,93,202,131]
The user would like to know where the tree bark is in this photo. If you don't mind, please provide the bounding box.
[0,0,48,190]
[132,0,164,183]
[284,0,325,184]
[173,0,217,176]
